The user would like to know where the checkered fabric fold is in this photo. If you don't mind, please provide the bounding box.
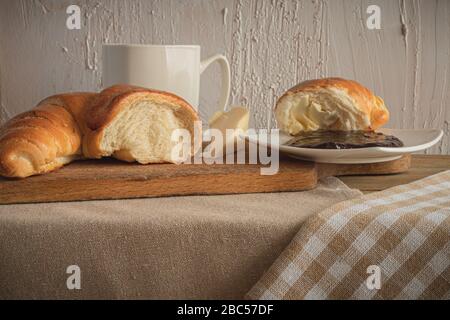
[247,170,450,300]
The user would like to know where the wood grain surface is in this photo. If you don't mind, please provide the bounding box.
[340,155,450,193]
[0,155,412,204]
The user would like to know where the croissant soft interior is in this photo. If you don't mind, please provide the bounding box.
[275,78,389,135]
[104,100,199,164]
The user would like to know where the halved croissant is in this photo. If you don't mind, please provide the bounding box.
[275,78,390,135]
[83,85,200,164]
[0,85,199,178]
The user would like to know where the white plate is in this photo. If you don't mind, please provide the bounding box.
[243,128,443,164]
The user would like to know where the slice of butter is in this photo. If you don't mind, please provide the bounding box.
[208,106,250,133]
[207,106,250,156]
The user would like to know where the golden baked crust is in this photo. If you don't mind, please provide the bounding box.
[275,77,389,133]
[0,93,94,178]
[38,92,97,133]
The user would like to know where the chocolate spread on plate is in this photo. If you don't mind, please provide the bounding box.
[285,130,404,149]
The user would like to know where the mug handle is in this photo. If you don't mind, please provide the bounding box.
[200,54,231,112]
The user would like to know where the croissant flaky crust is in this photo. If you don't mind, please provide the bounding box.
[275,77,390,135]
[0,85,199,178]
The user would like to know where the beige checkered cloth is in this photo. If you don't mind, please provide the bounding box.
[247,170,450,300]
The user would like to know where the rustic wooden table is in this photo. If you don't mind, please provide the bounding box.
[339,155,450,193]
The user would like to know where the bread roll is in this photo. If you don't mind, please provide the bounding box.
[275,78,389,135]
[0,85,200,178]
[82,85,200,164]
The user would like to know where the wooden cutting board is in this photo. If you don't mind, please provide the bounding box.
[0,155,411,204]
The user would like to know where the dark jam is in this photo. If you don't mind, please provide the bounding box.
[285,130,404,149]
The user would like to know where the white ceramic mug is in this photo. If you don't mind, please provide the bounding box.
[102,44,231,112]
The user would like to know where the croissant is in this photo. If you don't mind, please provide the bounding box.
[275,78,389,135]
[0,85,200,178]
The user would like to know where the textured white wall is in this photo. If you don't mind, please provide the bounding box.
[0,0,449,154]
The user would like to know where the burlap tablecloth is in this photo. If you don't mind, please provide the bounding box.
[0,177,361,299]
